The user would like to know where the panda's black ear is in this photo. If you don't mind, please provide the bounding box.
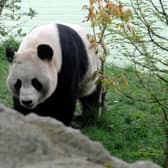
[37,44,53,61]
[5,47,15,63]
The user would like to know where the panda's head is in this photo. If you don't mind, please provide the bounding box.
[6,44,57,109]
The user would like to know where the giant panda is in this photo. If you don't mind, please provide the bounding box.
[5,23,100,126]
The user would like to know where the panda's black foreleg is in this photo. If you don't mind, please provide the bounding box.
[49,76,79,126]
[53,96,77,126]
[79,84,101,124]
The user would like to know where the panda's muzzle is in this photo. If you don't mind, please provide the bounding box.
[21,100,33,108]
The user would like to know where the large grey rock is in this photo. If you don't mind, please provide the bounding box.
[0,104,161,168]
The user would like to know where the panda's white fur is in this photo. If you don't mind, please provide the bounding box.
[18,24,62,72]
[6,23,100,125]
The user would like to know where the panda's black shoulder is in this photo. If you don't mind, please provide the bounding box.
[56,24,87,54]
[56,24,83,43]
[56,24,88,81]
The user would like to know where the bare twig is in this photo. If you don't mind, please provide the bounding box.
[159,0,168,24]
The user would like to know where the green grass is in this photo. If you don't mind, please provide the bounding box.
[0,40,165,167]
[0,38,19,106]
[82,66,165,167]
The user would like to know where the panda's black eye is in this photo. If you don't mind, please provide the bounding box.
[31,78,43,91]
[14,79,21,91]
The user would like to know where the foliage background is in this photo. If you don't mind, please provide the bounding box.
[0,0,167,167]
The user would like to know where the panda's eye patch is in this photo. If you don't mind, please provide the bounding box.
[14,79,21,91]
[31,78,43,91]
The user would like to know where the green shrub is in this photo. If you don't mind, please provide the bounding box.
[0,38,19,106]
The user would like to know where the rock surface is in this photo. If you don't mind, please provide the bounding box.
[0,104,161,168]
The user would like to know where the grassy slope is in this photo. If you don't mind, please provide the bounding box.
[0,39,19,106]
[0,40,165,166]
[0,44,12,106]
[82,66,165,167]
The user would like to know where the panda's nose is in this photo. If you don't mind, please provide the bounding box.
[21,100,33,106]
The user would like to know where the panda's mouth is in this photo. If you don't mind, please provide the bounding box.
[20,100,35,109]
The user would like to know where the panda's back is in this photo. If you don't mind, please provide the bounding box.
[57,24,89,82]
[56,24,99,96]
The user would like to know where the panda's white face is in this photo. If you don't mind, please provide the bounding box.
[6,45,57,109]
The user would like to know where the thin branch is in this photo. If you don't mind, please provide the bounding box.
[159,0,168,24]
[130,0,146,25]
[135,67,168,122]
[153,94,168,122]
[150,28,168,42]
[149,0,161,14]
[134,0,168,52]
[156,74,168,84]
[98,24,107,44]
[147,25,168,52]
[121,90,168,104]
[155,57,168,67]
